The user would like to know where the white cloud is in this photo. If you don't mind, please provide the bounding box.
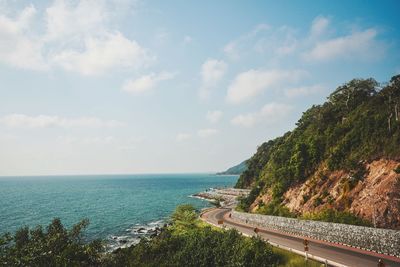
[206,110,223,123]
[57,135,115,145]
[44,0,138,42]
[52,32,151,75]
[250,23,271,35]
[223,42,239,60]
[183,35,193,44]
[224,23,300,60]
[284,84,325,97]
[44,0,107,42]
[118,136,143,150]
[0,5,48,70]
[231,103,292,128]
[45,0,152,75]
[223,23,271,60]
[253,26,298,56]
[226,69,306,104]
[260,103,292,117]
[197,128,219,138]
[224,17,386,65]
[0,114,123,128]
[199,59,227,98]
[176,133,191,141]
[231,113,258,128]
[83,136,114,145]
[304,29,384,61]
[201,59,227,85]
[122,71,176,94]
[154,28,169,45]
[0,1,152,75]
[310,16,330,37]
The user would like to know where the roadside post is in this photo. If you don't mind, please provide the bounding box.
[253,227,259,236]
[217,219,226,229]
[303,239,309,260]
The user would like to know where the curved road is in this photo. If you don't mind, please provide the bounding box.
[201,208,400,267]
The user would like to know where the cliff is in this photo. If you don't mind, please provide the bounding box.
[235,76,400,229]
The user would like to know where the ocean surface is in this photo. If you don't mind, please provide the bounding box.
[0,173,237,249]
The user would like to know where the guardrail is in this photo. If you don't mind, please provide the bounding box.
[200,208,344,267]
[231,210,400,258]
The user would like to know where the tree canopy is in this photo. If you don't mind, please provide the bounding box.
[236,76,400,218]
[0,218,103,267]
[1,205,283,267]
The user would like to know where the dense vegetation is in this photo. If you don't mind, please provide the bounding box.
[217,161,248,175]
[235,76,400,221]
[301,208,371,226]
[105,205,280,267]
[4,205,312,267]
[0,218,104,266]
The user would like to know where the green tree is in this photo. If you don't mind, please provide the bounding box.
[235,76,400,224]
[0,218,103,267]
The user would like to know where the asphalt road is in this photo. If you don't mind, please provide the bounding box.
[201,208,400,267]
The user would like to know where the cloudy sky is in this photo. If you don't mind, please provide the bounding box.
[0,0,399,176]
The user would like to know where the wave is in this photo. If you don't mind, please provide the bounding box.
[107,219,166,251]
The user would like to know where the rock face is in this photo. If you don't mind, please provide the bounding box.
[193,188,250,208]
[349,160,400,228]
[276,159,400,229]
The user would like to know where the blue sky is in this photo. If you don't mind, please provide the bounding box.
[0,0,399,175]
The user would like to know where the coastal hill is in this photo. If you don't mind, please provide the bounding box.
[234,75,400,229]
[217,161,247,175]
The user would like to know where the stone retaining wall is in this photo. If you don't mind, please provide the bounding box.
[231,210,400,257]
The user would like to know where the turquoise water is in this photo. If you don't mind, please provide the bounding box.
[0,174,237,248]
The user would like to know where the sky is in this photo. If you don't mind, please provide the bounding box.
[0,0,399,176]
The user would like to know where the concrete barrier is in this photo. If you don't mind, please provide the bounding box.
[231,210,400,257]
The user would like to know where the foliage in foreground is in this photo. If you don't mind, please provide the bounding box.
[0,218,103,266]
[0,205,286,267]
[104,204,280,267]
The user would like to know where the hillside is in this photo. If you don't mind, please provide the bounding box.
[235,76,400,229]
[217,161,247,175]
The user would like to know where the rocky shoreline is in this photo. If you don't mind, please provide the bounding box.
[192,187,250,208]
[107,220,166,251]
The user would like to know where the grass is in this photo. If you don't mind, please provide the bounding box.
[273,247,325,267]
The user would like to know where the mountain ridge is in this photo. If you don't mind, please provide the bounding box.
[217,161,247,175]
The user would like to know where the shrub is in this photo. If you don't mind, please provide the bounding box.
[301,208,371,226]
[394,165,400,174]
[105,205,281,267]
[313,196,323,207]
[301,194,310,204]
[0,218,103,266]
[256,199,296,218]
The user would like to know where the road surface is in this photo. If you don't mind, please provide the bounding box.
[201,208,400,267]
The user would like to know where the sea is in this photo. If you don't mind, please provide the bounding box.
[0,173,237,250]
